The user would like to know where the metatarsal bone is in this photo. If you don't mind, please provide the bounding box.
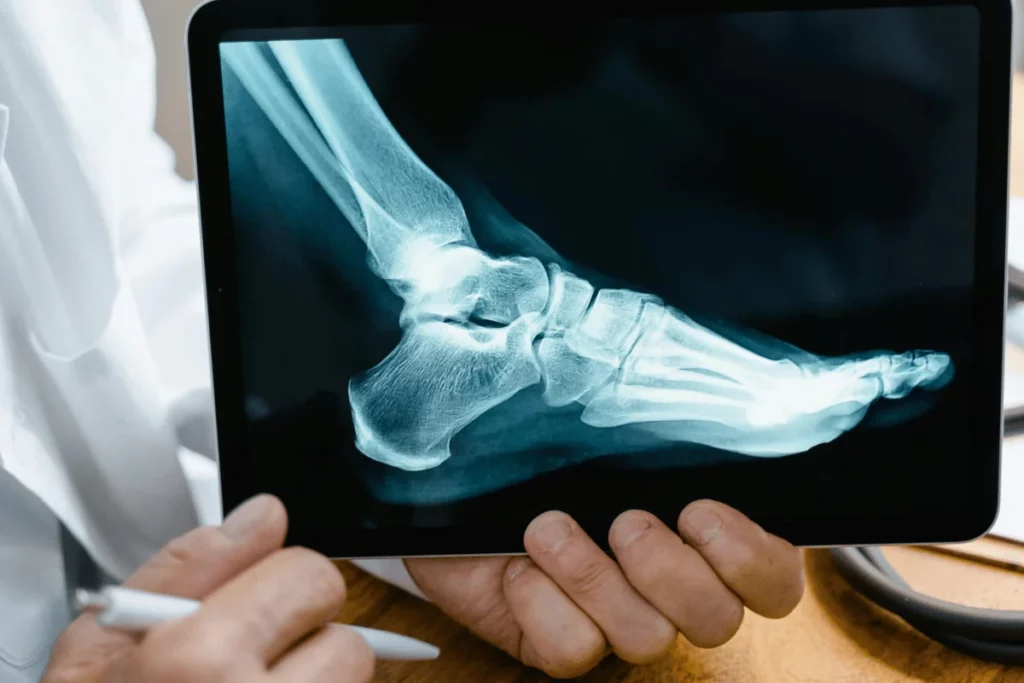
[628,303,778,374]
[565,289,651,367]
[580,302,952,455]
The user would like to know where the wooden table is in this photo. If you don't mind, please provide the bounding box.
[336,540,1024,683]
[331,76,1024,682]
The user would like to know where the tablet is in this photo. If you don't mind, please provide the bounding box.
[187,0,1010,558]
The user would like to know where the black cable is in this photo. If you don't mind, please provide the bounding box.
[59,522,104,620]
[1006,409,1024,436]
[829,545,1024,665]
[1009,265,1024,301]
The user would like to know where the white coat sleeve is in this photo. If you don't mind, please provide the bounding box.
[113,2,427,601]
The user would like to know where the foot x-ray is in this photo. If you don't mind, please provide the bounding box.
[220,9,978,517]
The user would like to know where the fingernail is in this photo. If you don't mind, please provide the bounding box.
[530,517,572,554]
[222,494,273,540]
[612,513,652,551]
[681,505,722,545]
[506,557,533,583]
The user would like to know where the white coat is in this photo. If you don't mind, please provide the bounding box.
[0,2,418,680]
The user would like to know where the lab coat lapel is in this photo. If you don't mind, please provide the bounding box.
[0,104,7,159]
[30,287,200,575]
[0,120,187,579]
[0,0,198,579]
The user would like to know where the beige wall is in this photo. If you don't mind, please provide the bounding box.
[141,0,202,179]
[144,1,1023,181]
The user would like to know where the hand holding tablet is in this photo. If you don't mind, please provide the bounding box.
[405,500,803,676]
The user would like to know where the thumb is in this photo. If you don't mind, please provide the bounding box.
[43,495,287,683]
[123,493,287,595]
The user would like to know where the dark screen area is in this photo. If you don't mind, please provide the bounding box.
[219,6,982,542]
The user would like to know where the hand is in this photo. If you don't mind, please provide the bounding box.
[405,500,803,678]
[42,495,374,683]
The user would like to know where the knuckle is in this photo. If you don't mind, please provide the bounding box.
[765,564,805,618]
[561,557,613,597]
[544,630,607,679]
[690,597,744,649]
[785,565,806,612]
[136,630,234,682]
[41,665,85,683]
[285,547,347,607]
[43,625,131,682]
[332,627,376,682]
[624,546,671,590]
[310,559,348,606]
[725,542,761,583]
[622,619,678,664]
[240,597,289,647]
[781,546,805,590]
[160,526,229,568]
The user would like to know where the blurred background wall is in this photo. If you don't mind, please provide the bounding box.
[142,0,1023,184]
[141,0,201,180]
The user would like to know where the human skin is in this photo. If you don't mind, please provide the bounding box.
[406,499,804,679]
[41,495,374,683]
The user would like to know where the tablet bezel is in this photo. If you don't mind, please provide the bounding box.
[187,0,1010,557]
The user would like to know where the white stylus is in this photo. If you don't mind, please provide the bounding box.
[74,587,440,662]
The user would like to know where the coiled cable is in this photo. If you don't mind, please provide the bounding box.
[829,545,1024,665]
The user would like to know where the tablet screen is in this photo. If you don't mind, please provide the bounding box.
[214,5,990,548]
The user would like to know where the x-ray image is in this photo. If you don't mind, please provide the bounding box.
[221,8,979,521]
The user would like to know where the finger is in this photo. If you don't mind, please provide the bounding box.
[609,510,744,648]
[271,624,375,683]
[190,546,348,664]
[502,557,607,679]
[523,511,676,664]
[43,495,287,681]
[677,501,804,618]
[405,556,523,653]
[125,494,288,596]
